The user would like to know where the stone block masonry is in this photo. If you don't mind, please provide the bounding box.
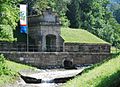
[0,51,110,68]
[64,43,110,53]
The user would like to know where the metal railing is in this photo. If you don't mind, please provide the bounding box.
[0,43,63,52]
[0,43,110,53]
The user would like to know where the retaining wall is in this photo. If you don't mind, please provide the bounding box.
[0,52,110,68]
[64,43,110,53]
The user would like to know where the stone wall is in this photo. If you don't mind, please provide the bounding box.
[64,43,110,53]
[28,13,62,52]
[28,25,62,52]
[1,51,110,68]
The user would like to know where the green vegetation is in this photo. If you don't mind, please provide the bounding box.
[0,0,120,47]
[0,54,9,76]
[25,0,70,27]
[111,47,120,54]
[0,0,21,41]
[109,0,120,24]
[67,0,120,48]
[63,53,120,87]
[61,28,109,44]
[0,54,35,86]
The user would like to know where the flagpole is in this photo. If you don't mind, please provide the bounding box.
[26,4,29,52]
[27,28,29,52]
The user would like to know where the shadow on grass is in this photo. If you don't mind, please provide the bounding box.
[96,70,120,87]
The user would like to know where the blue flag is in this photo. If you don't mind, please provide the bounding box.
[20,26,27,33]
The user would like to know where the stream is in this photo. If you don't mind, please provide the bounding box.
[7,66,89,87]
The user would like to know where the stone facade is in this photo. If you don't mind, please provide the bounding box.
[0,9,111,67]
[28,9,63,52]
[0,43,110,67]
[2,52,110,68]
[64,43,110,53]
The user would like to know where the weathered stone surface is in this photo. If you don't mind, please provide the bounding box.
[0,51,110,68]
[64,43,111,53]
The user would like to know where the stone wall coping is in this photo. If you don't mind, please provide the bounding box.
[28,23,61,27]
[0,51,110,55]
[64,43,111,46]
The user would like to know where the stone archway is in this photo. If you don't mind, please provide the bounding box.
[46,34,56,52]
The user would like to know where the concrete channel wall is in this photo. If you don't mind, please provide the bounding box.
[0,52,110,68]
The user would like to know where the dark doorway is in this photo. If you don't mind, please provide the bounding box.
[46,34,56,52]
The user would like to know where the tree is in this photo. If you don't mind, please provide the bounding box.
[109,3,120,24]
[0,0,21,42]
[26,0,70,27]
[67,0,110,29]
[67,0,120,47]
[67,0,82,28]
[113,9,120,24]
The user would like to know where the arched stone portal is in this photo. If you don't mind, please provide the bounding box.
[46,34,56,52]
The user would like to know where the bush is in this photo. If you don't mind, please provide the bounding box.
[0,54,11,75]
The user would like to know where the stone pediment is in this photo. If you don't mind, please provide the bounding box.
[42,9,57,22]
[28,9,60,26]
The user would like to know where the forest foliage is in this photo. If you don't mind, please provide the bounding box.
[25,0,71,27]
[27,0,120,47]
[67,0,120,47]
[0,0,21,41]
[0,0,120,47]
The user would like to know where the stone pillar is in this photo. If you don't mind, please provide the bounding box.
[55,35,58,52]
[63,43,65,52]
[42,35,46,51]
[37,41,42,51]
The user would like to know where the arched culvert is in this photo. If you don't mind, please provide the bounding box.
[62,59,76,69]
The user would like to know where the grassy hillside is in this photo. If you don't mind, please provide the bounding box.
[61,28,109,44]
[0,59,35,86]
[63,53,120,87]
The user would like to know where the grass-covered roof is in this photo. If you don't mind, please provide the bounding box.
[61,28,109,44]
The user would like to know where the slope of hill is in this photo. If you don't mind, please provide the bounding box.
[0,59,35,86]
[61,28,109,44]
[63,53,120,87]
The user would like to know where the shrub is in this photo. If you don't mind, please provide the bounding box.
[0,54,11,75]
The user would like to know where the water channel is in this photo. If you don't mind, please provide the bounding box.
[10,66,89,87]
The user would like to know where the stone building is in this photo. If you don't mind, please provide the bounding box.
[28,8,111,53]
[0,8,111,68]
[28,8,63,52]
[0,8,111,53]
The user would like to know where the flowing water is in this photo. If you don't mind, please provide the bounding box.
[9,67,88,87]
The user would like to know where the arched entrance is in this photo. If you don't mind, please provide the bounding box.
[46,34,56,52]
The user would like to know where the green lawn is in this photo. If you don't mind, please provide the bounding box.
[0,60,36,86]
[63,53,120,87]
[61,28,109,44]
[111,47,120,54]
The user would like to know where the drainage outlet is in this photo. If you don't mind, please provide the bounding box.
[63,59,76,69]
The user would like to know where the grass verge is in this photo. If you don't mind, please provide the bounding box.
[63,53,120,87]
[0,60,36,86]
[111,47,120,54]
